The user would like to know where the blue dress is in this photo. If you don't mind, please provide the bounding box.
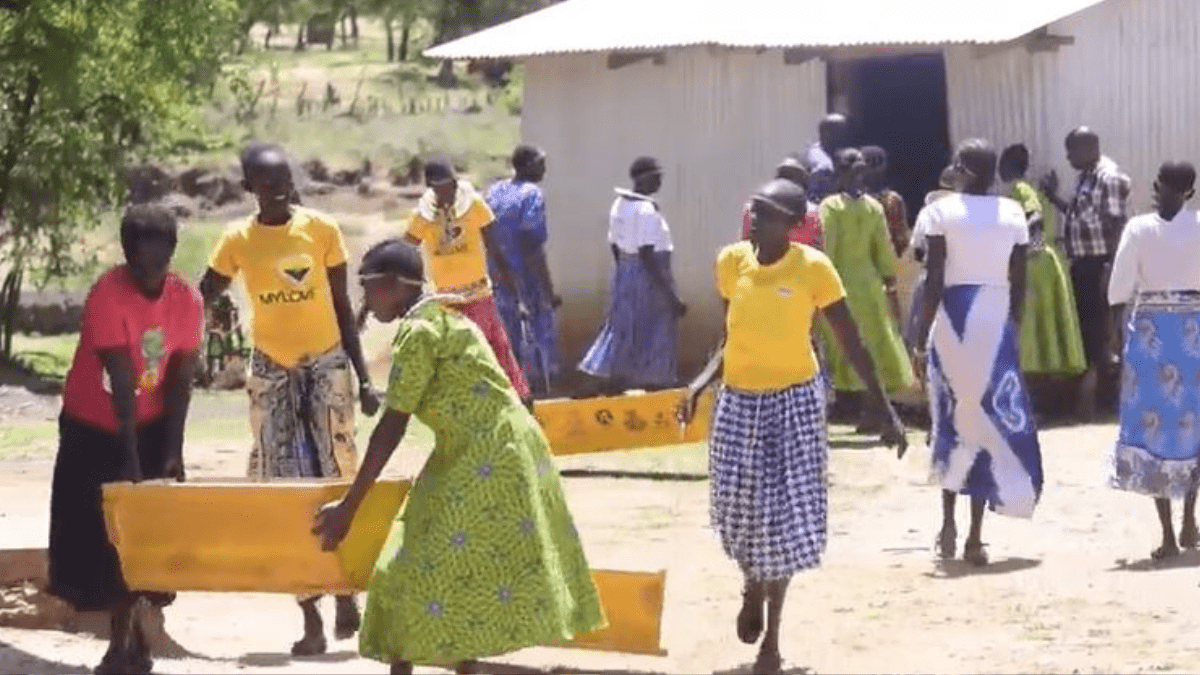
[483,178,560,394]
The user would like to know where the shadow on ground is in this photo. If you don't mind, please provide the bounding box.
[0,640,90,675]
[238,650,359,667]
[1110,548,1200,572]
[924,556,1042,579]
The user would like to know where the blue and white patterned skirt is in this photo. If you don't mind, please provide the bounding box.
[578,252,678,388]
[709,378,828,581]
[1110,290,1200,498]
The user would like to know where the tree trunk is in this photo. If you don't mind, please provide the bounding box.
[399,17,411,61]
[383,16,394,62]
[349,4,359,42]
[295,22,306,51]
[0,266,23,359]
[264,25,273,49]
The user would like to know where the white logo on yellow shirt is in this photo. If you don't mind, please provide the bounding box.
[777,287,794,298]
[277,253,314,287]
[259,253,317,305]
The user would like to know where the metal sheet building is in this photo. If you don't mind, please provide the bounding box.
[427,0,1200,374]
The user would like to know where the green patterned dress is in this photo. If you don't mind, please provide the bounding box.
[1009,180,1087,375]
[818,193,916,392]
[359,299,606,666]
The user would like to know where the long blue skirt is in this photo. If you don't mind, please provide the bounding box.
[578,252,678,388]
[1110,290,1200,498]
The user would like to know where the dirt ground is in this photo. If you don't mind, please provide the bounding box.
[4,377,1200,675]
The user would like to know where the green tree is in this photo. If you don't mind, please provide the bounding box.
[0,0,239,358]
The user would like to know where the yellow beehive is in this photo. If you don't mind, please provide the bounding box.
[533,387,714,456]
[102,480,667,656]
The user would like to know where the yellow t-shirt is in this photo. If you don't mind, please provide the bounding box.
[717,242,846,392]
[209,207,348,368]
[405,197,495,301]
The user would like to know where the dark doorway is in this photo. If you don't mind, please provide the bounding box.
[828,53,952,224]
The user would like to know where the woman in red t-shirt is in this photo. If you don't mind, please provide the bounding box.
[48,204,204,675]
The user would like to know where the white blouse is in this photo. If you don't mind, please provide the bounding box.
[1108,209,1200,304]
[915,194,1029,286]
[608,189,674,254]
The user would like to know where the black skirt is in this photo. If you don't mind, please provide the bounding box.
[47,412,176,611]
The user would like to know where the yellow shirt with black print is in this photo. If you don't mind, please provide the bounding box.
[209,206,348,368]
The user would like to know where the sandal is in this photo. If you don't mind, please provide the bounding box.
[935,525,957,560]
[736,585,764,645]
[963,540,989,567]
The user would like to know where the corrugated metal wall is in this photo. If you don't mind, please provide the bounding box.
[946,0,1200,212]
[523,47,826,372]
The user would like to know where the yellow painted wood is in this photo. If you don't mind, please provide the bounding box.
[559,569,668,657]
[533,387,714,456]
[102,480,668,656]
[102,479,410,595]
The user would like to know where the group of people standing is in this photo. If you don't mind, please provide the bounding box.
[40,118,1200,675]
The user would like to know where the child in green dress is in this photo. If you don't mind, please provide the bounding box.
[313,238,606,674]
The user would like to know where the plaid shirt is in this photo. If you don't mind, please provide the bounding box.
[1062,156,1131,258]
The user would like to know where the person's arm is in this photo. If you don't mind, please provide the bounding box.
[915,235,947,353]
[161,349,199,480]
[1100,173,1131,257]
[198,269,232,307]
[823,298,907,454]
[687,300,728,397]
[97,348,142,481]
[638,244,684,310]
[482,223,520,298]
[315,320,435,549]
[1009,244,1029,329]
[610,242,620,264]
[517,190,558,305]
[871,201,904,329]
[891,197,910,257]
[328,264,374,392]
[200,230,239,307]
[1106,221,1138,352]
[634,205,684,311]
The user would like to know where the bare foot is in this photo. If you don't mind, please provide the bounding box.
[1180,523,1199,549]
[291,633,327,656]
[736,584,764,644]
[389,661,414,675]
[334,595,360,640]
[1152,542,1181,561]
[963,540,988,567]
[935,524,957,560]
[753,644,783,674]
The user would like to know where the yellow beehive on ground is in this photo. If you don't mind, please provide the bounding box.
[533,388,714,456]
[102,480,667,656]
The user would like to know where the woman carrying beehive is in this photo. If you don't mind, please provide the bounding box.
[199,143,379,655]
[313,238,605,674]
[48,205,204,675]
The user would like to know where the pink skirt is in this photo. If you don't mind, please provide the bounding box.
[452,295,532,401]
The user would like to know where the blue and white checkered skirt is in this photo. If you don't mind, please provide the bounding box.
[709,377,828,581]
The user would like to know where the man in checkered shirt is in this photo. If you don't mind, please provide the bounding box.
[1041,127,1131,420]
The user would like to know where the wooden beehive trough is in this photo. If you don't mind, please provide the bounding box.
[98,388,718,657]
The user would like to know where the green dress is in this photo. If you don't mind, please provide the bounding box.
[1009,180,1087,376]
[818,193,916,392]
[359,299,606,666]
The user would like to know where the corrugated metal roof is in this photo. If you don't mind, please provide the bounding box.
[424,0,1110,59]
